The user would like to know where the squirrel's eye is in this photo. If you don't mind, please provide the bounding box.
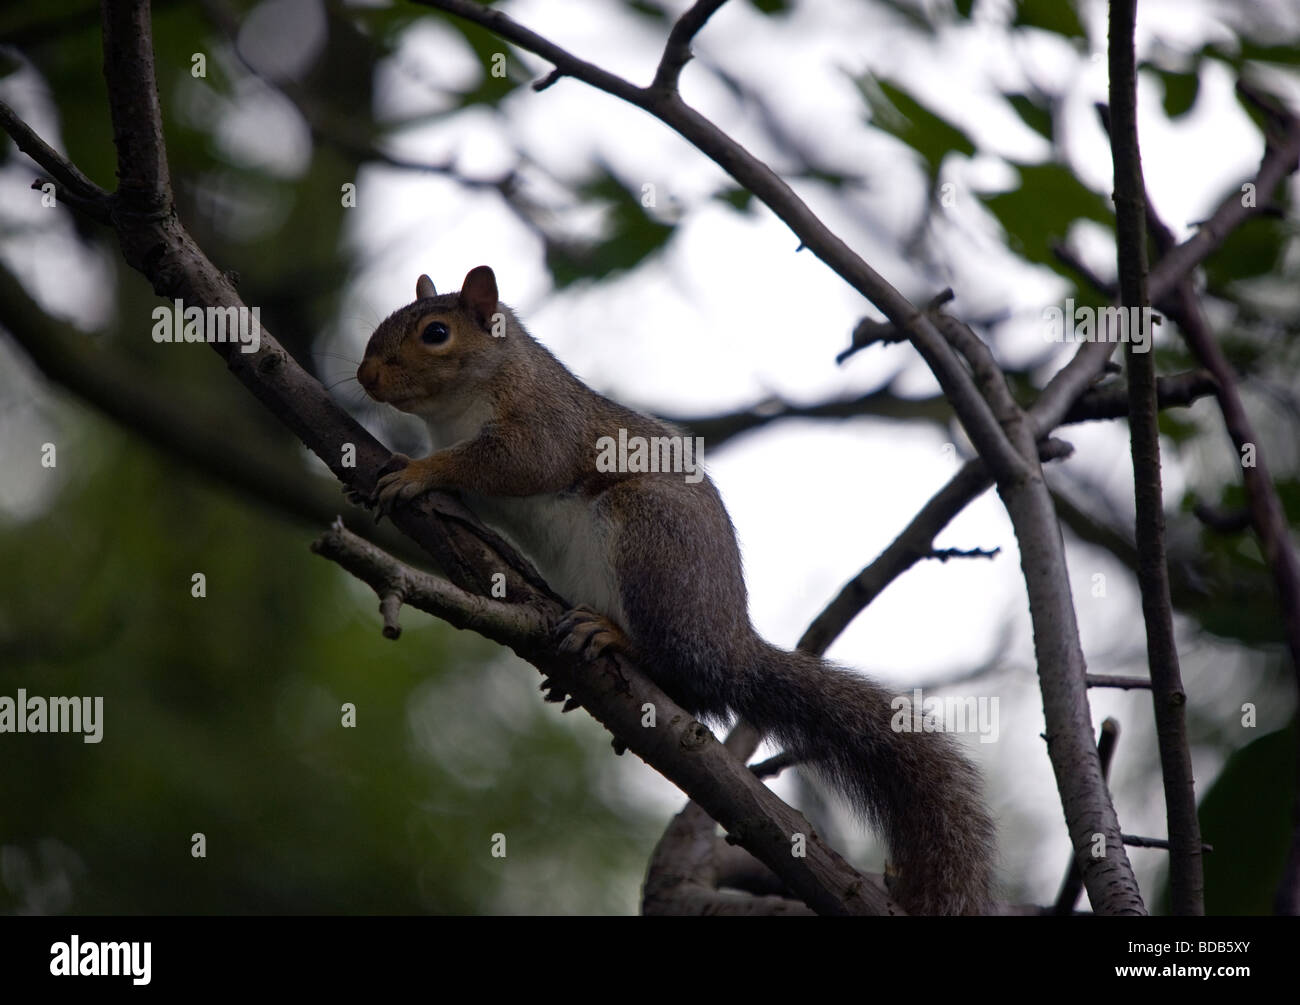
[420,321,450,346]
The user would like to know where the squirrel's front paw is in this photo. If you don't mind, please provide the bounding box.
[373,453,440,517]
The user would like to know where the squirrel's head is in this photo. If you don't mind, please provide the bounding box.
[357,265,507,417]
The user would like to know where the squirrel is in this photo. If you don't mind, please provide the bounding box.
[355,266,997,915]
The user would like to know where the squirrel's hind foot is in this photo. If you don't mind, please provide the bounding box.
[555,606,631,662]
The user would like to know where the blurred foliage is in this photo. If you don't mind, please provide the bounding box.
[0,0,1299,915]
[1195,723,1296,915]
[0,0,661,916]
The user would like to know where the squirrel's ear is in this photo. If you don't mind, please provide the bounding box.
[460,266,498,328]
[416,275,437,299]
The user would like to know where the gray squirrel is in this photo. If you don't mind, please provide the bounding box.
[356,266,997,914]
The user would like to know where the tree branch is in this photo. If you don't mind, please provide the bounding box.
[1107,0,1203,915]
[1145,142,1300,916]
[312,520,898,916]
[1055,718,1120,914]
[100,0,171,212]
[651,0,730,94]
[1029,96,1300,438]
[413,1,1029,492]
[417,0,1162,911]
[0,259,438,570]
[663,368,1216,450]
[0,99,113,223]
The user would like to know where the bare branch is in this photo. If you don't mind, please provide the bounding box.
[1191,502,1252,535]
[1123,834,1214,852]
[100,0,171,213]
[1086,675,1153,690]
[749,751,799,779]
[0,99,113,223]
[312,520,898,915]
[1108,0,1203,915]
[651,0,731,94]
[1152,195,1300,919]
[664,368,1216,450]
[929,546,1000,561]
[1054,718,1120,914]
[1064,370,1217,424]
[1029,102,1300,437]
[414,2,1028,490]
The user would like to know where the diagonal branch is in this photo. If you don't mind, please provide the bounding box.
[0,99,113,223]
[415,0,1028,491]
[311,520,898,916]
[0,259,442,570]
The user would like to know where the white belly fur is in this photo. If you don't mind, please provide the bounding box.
[467,491,625,626]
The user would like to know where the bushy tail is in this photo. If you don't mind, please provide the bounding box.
[736,642,996,915]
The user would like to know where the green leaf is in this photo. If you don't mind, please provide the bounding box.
[547,169,675,287]
[1012,0,1085,39]
[1235,39,1300,67]
[715,187,755,212]
[452,21,529,106]
[980,162,1113,266]
[1006,93,1053,140]
[1192,724,1296,915]
[1203,215,1286,290]
[870,1,939,33]
[864,79,976,174]
[1156,410,1199,445]
[624,1,671,21]
[1154,67,1200,118]
[748,0,791,14]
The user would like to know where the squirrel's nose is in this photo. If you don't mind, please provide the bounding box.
[357,358,379,394]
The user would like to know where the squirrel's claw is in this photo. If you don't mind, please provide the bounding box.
[372,453,440,517]
[555,606,630,662]
[344,485,371,508]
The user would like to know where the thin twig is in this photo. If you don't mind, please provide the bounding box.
[1123,834,1214,853]
[1086,675,1154,690]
